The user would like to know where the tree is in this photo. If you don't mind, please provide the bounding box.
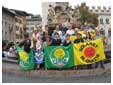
[86,13,98,27]
[79,2,98,27]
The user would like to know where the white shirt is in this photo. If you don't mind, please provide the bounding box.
[36,40,41,51]
[58,31,62,39]
[31,32,41,49]
[32,32,40,40]
[66,29,75,35]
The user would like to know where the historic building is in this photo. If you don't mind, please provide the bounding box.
[90,6,111,38]
[25,15,42,36]
[42,2,70,30]
[42,2,56,31]
[10,9,30,42]
[2,6,30,42]
[2,7,16,42]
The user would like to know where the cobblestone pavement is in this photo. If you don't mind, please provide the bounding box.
[2,62,111,83]
[2,72,111,83]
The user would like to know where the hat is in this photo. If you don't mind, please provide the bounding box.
[77,32,82,35]
[78,31,84,35]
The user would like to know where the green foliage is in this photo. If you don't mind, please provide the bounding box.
[79,2,98,27]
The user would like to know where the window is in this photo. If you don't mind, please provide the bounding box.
[108,29,111,37]
[100,18,103,24]
[107,10,109,12]
[90,10,93,12]
[100,28,105,36]
[19,20,22,24]
[96,10,98,12]
[16,26,19,31]
[16,34,19,39]
[101,10,104,12]
[106,18,109,24]
[5,31,7,35]
[5,22,7,27]
[15,18,18,22]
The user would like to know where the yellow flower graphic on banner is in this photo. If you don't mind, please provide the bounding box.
[54,48,65,58]
[19,51,29,61]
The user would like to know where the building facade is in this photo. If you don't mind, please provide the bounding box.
[90,6,111,38]
[2,7,16,42]
[2,7,31,42]
[10,9,30,42]
[42,2,70,30]
[42,2,56,31]
[26,15,42,36]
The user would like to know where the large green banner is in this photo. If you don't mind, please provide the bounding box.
[44,45,74,68]
[16,45,34,70]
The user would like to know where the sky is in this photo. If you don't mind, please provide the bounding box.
[2,0,111,15]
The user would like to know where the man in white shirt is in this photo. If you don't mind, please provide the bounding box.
[66,24,75,35]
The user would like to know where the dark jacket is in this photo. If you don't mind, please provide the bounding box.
[51,38,61,45]
[74,38,84,43]
[23,38,31,53]
[63,40,71,46]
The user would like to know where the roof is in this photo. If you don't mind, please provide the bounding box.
[2,6,32,17]
[10,9,32,16]
[2,6,16,16]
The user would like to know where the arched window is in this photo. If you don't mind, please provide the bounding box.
[100,18,103,24]
[106,18,109,24]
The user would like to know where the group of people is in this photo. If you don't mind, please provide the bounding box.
[20,23,105,69]
[30,24,103,48]
[2,23,105,69]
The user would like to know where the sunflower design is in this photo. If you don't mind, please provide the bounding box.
[54,48,65,58]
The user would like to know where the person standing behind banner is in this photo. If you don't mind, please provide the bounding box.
[94,30,105,69]
[43,36,52,47]
[66,24,75,36]
[19,33,31,53]
[52,30,57,39]
[74,33,84,70]
[74,33,84,43]
[63,34,71,46]
[56,25,63,40]
[93,30,100,40]
[60,31,66,43]
[85,32,93,69]
[85,32,92,41]
[31,28,41,50]
[51,32,61,46]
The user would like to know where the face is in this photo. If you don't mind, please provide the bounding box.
[68,24,72,30]
[45,27,48,31]
[56,25,59,30]
[34,30,37,34]
[86,32,91,39]
[66,35,70,40]
[55,34,59,38]
[62,31,65,35]
[46,37,50,41]
[77,34,81,39]
[45,31,48,35]
[96,31,100,35]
